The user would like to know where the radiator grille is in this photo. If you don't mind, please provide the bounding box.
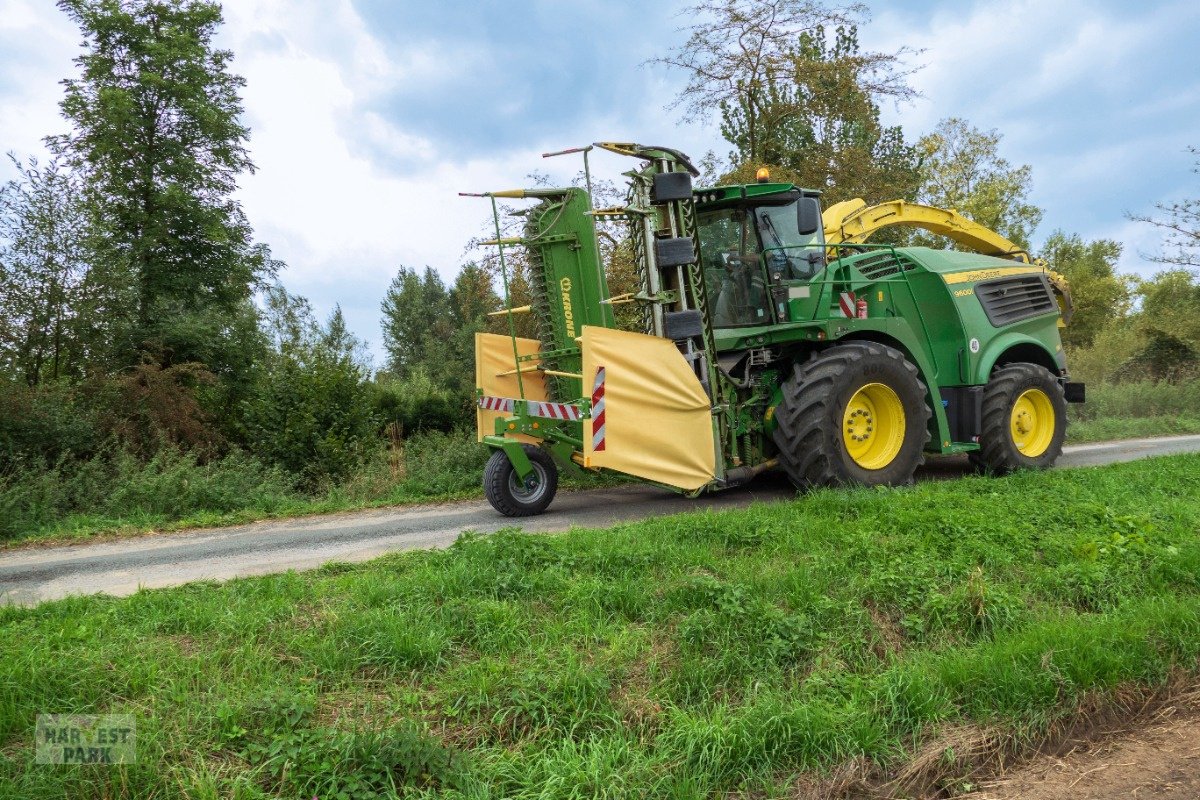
[976,274,1057,327]
[849,251,914,280]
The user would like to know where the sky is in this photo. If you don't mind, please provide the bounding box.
[2,0,1198,365]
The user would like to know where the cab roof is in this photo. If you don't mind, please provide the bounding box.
[693,182,822,206]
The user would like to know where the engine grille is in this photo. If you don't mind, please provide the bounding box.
[849,251,915,280]
[976,274,1058,327]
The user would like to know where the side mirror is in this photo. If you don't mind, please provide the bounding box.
[797,197,821,236]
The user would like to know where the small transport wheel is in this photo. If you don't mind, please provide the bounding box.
[483,444,559,517]
[772,341,932,489]
[970,363,1066,474]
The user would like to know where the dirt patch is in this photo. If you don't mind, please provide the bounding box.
[963,695,1200,800]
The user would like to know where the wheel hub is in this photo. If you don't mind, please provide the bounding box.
[508,464,547,502]
[842,383,906,470]
[1010,388,1055,457]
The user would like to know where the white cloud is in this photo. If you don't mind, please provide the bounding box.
[5,0,1197,357]
[0,1,77,165]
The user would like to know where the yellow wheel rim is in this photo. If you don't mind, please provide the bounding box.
[842,383,906,470]
[1010,388,1055,457]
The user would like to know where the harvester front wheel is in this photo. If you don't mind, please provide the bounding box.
[970,364,1066,474]
[773,342,931,489]
[484,445,559,517]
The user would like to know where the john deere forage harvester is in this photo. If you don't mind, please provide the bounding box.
[462,143,1083,517]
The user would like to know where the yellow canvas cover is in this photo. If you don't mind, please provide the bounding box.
[581,326,716,491]
[475,332,549,442]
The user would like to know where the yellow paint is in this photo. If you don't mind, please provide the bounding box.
[823,199,1032,261]
[487,305,531,316]
[941,266,1044,285]
[581,326,715,491]
[877,291,884,302]
[474,332,549,443]
[1010,388,1055,457]
[822,198,1075,324]
[841,383,906,470]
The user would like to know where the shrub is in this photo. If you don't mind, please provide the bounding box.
[372,370,463,435]
[242,345,379,489]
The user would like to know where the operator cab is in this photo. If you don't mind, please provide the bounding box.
[694,187,824,328]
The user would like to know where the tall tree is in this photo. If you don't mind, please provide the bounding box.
[915,118,1043,250]
[380,266,456,381]
[1130,146,1200,274]
[0,155,93,385]
[653,0,913,167]
[718,25,921,204]
[50,0,276,373]
[1041,231,1132,349]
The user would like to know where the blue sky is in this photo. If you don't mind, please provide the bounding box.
[2,0,1198,365]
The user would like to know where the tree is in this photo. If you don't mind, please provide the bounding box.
[1041,231,1132,349]
[1130,146,1200,273]
[447,262,499,390]
[380,266,456,381]
[718,25,921,205]
[243,305,377,487]
[653,0,913,166]
[0,155,92,384]
[1139,270,1200,350]
[915,118,1043,250]
[50,0,277,374]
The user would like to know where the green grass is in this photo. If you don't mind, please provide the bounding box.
[3,455,1200,798]
[1066,380,1200,443]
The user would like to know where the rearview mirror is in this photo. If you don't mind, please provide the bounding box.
[797,197,820,236]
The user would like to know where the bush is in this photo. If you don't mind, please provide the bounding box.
[0,447,299,540]
[242,345,379,489]
[372,370,463,435]
[0,381,102,468]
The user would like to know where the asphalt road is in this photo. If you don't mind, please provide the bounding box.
[3,434,1199,606]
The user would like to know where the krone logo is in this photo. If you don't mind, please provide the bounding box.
[560,277,575,338]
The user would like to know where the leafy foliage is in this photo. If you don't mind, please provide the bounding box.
[242,308,378,489]
[1042,231,1132,348]
[50,0,278,375]
[0,156,92,384]
[915,117,1043,250]
[718,25,922,205]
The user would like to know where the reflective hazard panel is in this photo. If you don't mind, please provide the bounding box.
[581,326,715,491]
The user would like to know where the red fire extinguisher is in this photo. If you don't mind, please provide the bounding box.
[855,297,868,319]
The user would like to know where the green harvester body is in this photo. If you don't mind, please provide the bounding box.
[470,143,1080,513]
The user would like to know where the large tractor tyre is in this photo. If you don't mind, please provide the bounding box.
[484,445,559,517]
[970,363,1066,474]
[773,342,932,489]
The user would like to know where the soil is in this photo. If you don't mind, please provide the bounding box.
[961,697,1200,800]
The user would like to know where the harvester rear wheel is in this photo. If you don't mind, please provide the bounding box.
[970,363,1066,474]
[772,342,931,489]
[484,445,559,517]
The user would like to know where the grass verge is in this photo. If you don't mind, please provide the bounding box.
[2,455,1199,797]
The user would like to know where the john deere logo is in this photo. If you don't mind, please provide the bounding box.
[560,277,575,338]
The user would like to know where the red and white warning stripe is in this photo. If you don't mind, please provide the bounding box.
[838,291,856,318]
[477,395,514,413]
[590,366,606,452]
[528,400,583,421]
[478,395,582,421]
